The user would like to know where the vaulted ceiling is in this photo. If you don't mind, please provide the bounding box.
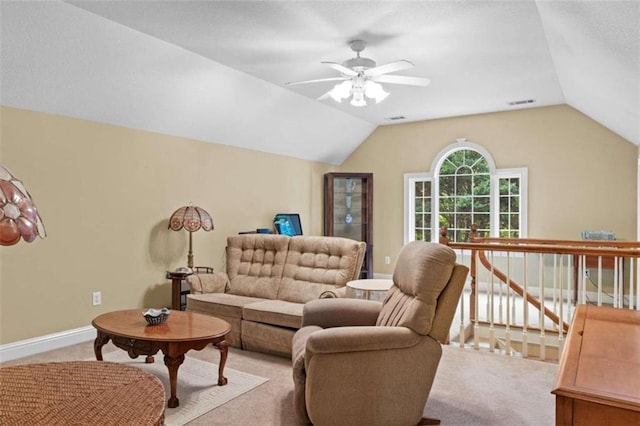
[1,1,638,164]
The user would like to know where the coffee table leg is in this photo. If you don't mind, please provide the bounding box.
[93,331,110,361]
[215,339,228,386]
[164,354,185,408]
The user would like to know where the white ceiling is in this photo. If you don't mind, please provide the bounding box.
[1,1,638,164]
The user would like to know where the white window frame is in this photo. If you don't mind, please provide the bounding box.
[404,139,528,243]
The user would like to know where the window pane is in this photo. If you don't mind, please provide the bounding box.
[456,213,472,230]
[473,174,490,195]
[415,181,424,197]
[511,213,520,230]
[510,178,520,194]
[499,213,509,229]
[456,174,472,195]
[424,230,432,241]
[416,198,424,213]
[440,197,454,212]
[415,213,424,228]
[500,197,509,212]
[415,229,423,241]
[510,196,519,212]
[424,182,431,197]
[424,199,431,212]
[456,196,472,212]
[439,214,454,229]
[474,196,490,212]
[499,178,510,196]
[474,213,490,230]
[439,175,455,195]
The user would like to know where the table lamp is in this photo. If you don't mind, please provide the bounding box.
[168,204,213,268]
[0,164,46,246]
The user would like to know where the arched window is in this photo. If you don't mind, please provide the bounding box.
[404,139,527,243]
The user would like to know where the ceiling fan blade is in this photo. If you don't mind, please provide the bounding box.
[365,60,414,77]
[370,74,431,87]
[321,62,358,77]
[286,77,348,86]
[317,89,333,101]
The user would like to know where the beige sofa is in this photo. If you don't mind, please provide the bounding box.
[185,234,366,357]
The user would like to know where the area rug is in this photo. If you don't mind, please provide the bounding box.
[100,351,268,426]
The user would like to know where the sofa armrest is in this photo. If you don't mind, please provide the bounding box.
[302,298,381,328]
[307,326,421,355]
[186,272,229,294]
[319,286,348,298]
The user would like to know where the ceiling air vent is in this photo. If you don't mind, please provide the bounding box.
[508,99,536,106]
[385,116,406,121]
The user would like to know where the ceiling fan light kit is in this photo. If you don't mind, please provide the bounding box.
[286,39,429,107]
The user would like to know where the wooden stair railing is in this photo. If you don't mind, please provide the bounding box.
[474,247,569,332]
[439,225,640,334]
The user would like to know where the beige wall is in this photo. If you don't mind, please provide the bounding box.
[339,105,637,274]
[0,106,330,344]
[1,104,637,345]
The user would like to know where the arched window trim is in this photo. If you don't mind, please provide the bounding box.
[404,139,527,244]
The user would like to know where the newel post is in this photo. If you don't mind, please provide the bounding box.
[439,226,449,245]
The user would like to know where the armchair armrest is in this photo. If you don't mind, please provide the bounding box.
[302,298,382,328]
[307,326,421,355]
[186,272,229,294]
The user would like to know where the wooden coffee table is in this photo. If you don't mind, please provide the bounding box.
[92,309,231,408]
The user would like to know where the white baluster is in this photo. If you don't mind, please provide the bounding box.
[597,256,603,306]
[613,256,619,308]
[505,253,511,356]
[581,255,587,304]
[539,254,546,361]
[489,251,495,353]
[553,254,558,325]
[473,250,480,350]
[522,253,529,358]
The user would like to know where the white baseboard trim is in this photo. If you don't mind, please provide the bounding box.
[0,326,95,363]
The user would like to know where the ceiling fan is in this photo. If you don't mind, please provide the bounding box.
[286,40,430,107]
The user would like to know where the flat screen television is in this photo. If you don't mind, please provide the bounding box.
[273,213,303,236]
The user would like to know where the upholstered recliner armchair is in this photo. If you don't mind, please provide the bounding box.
[291,241,469,426]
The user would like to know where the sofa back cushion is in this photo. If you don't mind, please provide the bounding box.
[225,234,290,300]
[279,236,366,303]
[376,242,456,335]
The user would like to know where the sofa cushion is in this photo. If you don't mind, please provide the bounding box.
[241,320,298,358]
[242,299,304,329]
[187,293,265,319]
[226,234,290,299]
[279,236,366,303]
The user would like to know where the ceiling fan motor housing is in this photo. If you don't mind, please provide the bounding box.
[343,56,376,71]
[344,39,376,71]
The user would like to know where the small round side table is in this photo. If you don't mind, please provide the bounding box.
[346,278,394,301]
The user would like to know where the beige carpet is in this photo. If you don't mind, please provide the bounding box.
[3,342,558,425]
[99,351,268,426]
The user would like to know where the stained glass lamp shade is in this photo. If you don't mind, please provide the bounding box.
[168,205,213,268]
[0,164,46,246]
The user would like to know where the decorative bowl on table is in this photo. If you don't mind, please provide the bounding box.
[143,307,170,325]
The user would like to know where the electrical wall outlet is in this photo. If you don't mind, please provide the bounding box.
[384,256,391,265]
[92,291,102,306]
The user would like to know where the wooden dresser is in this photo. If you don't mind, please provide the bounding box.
[552,305,640,425]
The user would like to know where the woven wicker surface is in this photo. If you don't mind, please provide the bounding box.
[0,361,165,426]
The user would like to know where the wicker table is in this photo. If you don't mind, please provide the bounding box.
[0,361,165,426]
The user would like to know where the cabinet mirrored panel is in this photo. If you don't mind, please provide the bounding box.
[324,172,373,278]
